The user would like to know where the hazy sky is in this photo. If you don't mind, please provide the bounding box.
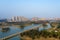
[0,0,60,18]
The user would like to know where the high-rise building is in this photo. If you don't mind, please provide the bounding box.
[11,16,29,22]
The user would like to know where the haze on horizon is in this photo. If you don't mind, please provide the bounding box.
[0,0,60,18]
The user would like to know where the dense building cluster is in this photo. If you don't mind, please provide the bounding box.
[0,16,60,22]
[11,16,29,22]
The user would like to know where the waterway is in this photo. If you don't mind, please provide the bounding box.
[0,23,51,40]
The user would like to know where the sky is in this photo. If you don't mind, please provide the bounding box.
[0,0,60,18]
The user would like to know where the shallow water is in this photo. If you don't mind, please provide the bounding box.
[0,24,38,38]
[0,24,51,40]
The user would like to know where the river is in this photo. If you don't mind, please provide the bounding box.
[0,23,51,40]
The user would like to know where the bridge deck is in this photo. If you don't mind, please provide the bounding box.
[1,25,42,40]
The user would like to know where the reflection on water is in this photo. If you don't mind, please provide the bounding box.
[2,27,10,32]
[0,24,39,38]
[20,25,24,30]
[0,24,51,40]
[39,23,51,31]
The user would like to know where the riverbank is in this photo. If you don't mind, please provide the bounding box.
[0,23,32,28]
[20,28,60,40]
[20,36,60,40]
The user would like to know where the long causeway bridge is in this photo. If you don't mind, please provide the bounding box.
[0,25,42,40]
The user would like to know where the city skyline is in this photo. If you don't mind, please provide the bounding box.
[0,0,60,18]
[0,16,60,20]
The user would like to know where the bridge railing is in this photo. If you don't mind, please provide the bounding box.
[1,25,41,40]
